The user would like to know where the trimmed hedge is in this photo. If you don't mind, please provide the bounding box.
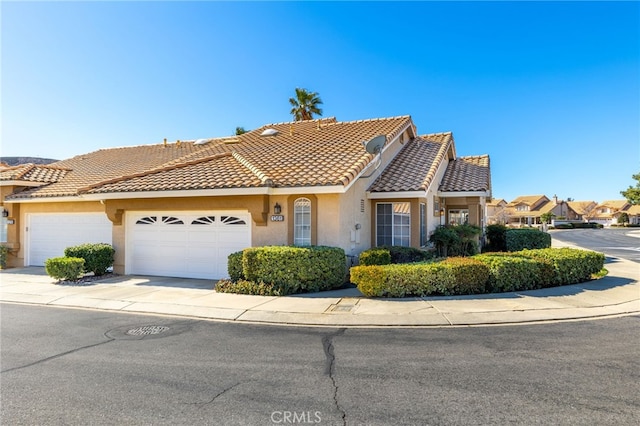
[359,246,433,266]
[224,246,346,295]
[359,248,392,266]
[45,257,85,281]
[350,257,489,297]
[473,253,555,292]
[64,243,115,276]
[505,229,551,251]
[227,250,244,281]
[517,248,605,285]
[350,248,605,298]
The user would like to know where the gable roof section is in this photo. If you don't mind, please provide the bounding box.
[439,155,491,194]
[368,133,452,193]
[507,195,549,208]
[0,163,70,185]
[7,115,414,200]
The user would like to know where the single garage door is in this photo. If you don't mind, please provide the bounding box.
[27,213,113,266]
[126,211,251,279]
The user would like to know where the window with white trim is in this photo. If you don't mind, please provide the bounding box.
[294,198,312,246]
[376,202,410,247]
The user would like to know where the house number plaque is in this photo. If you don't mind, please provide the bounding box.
[271,215,285,222]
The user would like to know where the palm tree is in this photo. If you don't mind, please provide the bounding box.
[289,88,323,121]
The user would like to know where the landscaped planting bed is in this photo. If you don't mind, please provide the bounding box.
[350,248,605,298]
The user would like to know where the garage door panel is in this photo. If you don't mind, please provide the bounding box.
[127,212,251,279]
[28,213,113,266]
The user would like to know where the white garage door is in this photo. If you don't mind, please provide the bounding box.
[27,213,113,266]
[126,211,251,279]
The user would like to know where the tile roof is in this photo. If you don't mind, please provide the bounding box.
[368,133,452,193]
[439,155,491,193]
[7,115,415,199]
[507,195,549,207]
[567,201,596,215]
[0,163,70,184]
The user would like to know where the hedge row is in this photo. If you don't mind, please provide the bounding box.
[359,246,432,266]
[350,257,490,297]
[220,246,346,295]
[483,226,552,252]
[350,248,605,297]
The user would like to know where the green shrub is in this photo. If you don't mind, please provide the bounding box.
[553,223,574,229]
[505,229,551,251]
[518,248,605,285]
[384,246,433,263]
[439,257,490,295]
[359,248,392,266]
[45,257,85,281]
[227,251,244,281]
[473,253,555,292]
[64,243,114,276]
[242,246,346,293]
[0,246,9,269]
[350,263,448,297]
[350,259,488,297]
[215,279,293,296]
[430,225,481,257]
[484,224,507,252]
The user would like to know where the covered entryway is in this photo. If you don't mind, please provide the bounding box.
[126,211,251,279]
[27,213,113,266]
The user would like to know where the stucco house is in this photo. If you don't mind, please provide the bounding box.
[0,115,491,279]
[592,200,631,226]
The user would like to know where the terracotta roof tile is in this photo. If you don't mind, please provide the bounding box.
[0,163,70,183]
[439,154,491,193]
[368,133,452,192]
[7,116,415,199]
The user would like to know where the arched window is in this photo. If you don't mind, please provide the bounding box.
[294,198,312,246]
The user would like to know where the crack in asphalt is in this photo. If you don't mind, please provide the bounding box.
[187,382,242,408]
[0,338,116,374]
[322,328,347,425]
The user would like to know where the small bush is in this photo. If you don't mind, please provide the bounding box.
[227,251,244,281]
[484,224,507,252]
[359,248,392,266]
[215,279,293,296]
[384,246,433,263]
[64,243,114,276]
[0,246,9,269]
[553,223,574,229]
[430,225,481,257]
[506,229,551,251]
[45,257,85,281]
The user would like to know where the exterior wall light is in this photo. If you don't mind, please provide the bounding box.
[274,203,281,215]
[2,209,8,218]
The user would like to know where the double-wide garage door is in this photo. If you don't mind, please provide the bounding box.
[126,211,251,280]
[27,213,113,266]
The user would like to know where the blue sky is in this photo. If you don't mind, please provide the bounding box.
[2,1,639,203]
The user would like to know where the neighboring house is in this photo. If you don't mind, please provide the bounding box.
[566,200,598,221]
[625,204,640,225]
[504,194,574,227]
[592,200,631,226]
[486,198,508,225]
[0,115,491,279]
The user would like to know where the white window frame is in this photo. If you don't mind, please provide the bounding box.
[293,197,312,246]
[376,202,411,247]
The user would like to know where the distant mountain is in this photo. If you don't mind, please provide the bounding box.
[0,157,58,166]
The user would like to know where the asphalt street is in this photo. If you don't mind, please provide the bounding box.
[550,228,640,263]
[1,304,639,425]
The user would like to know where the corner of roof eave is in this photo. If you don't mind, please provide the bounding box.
[438,190,492,198]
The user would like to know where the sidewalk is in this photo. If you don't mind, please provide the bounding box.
[1,240,638,327]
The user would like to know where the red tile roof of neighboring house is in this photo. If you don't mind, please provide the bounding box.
[0,163,70,184]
